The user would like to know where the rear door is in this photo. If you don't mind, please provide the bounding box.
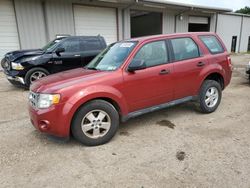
[81,37,104,66]
[52,38,82,72]
[169,36,209,99]
[122,40,174,112]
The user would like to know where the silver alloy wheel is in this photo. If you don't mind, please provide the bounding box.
[30,71,47,83]
[81,110,111,139]
[205,86,219,108]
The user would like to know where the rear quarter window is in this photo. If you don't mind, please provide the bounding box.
[199,35,224,54]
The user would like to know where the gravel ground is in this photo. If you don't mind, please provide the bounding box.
[0,54,250,188]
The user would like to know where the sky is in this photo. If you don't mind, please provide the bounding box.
[167,0,250,11]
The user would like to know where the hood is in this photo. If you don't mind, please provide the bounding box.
[4,49,44,61]
[30,68,110,93]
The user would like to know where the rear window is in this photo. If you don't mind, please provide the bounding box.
[199,35,224,54]
[170,37,200,61]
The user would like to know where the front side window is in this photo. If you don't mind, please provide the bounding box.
[171,37,200,61]
[199,35,224,54]
[86,42,137,71]
[42,38,64,52]
[132,40,168,68]
[58,39,80,53]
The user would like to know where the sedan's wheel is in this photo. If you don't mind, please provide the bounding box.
[71,100,119,146]
[24,67,49,87]
[198,80,222,113]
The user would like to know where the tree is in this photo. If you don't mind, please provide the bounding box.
[235,6,250,15]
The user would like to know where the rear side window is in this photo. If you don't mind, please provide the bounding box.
[133,40,168,68]
[199,35,224,54]
[82,38,103,51]
[170,37,200,61]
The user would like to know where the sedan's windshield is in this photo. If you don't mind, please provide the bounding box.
[86,42,137,71]
[42,38,65,52]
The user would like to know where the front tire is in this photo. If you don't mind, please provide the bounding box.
[71,100,119,146]
[198,80,222,113]
[24,67,49,87]
[7,79,26,88]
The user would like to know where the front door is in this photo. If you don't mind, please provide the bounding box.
[122,40,174,112]
[52,38,82,73]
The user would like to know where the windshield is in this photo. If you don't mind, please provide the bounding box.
[86,42,137,71]
[42,38,64,52]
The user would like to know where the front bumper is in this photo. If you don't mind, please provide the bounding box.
[6,75,25,84]
[28,103,70,138]
[3,69,26,85]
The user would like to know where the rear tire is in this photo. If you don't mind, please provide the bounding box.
[198,80,222,113]
[71,100,119,146]
[24,67,49,87]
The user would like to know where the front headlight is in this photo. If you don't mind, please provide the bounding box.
[11,62,24,70]
[37,94,60,109]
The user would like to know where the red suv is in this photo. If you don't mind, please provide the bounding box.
[28,32,232,146]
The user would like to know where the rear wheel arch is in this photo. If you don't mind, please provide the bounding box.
[203,72,225,90]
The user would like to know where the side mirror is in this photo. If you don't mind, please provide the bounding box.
[128,59,146,72]
[55,47,65,56]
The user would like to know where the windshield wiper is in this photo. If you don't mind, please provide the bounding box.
[85,67,99,70]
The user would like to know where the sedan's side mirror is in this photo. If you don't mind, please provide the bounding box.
[128,59,146,72]
[55,48,65,56]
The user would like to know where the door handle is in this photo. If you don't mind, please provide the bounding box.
[74,54,80,57]
[159,69,170,75]
[197,62,205,67]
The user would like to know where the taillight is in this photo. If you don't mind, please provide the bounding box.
[227,56,233,70]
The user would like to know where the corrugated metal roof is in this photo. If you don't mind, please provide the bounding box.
[141,0,232,12]
[222,12,250,17]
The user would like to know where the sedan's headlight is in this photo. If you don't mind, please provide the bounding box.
[11,62,24,70]
[37,94,60,109]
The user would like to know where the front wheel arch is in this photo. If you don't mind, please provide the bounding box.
[70,97,122,125]
[71,99,120,146]
[24,67,50,87]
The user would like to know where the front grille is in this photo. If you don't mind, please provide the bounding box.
[1,58,11,71]
[29,91,39,108]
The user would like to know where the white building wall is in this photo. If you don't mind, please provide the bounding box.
[4,0,250,53]
[14,0,47,49]
[176,14,189,33]
[0,0,20,59]
[209,13,217,32]
[240,16,250,52]
[163,11,175,34]
[216,14,242,52]
[45,0,74,41]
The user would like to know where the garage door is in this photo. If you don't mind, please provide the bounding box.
[188,16,210,32]
[74,5,117,44]
[0,0,20,59]
[189,16,209,24]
